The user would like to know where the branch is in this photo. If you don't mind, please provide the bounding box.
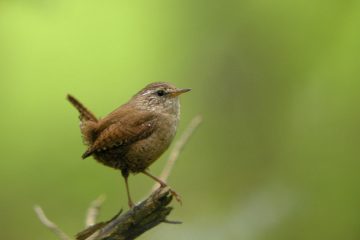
[33,205,72,240]
[85,195,106,227]
[76,187,176,240]
[34,115,202,240]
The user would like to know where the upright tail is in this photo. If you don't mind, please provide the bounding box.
[67,94,98,122]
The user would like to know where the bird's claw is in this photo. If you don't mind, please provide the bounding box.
[169,189,182,205]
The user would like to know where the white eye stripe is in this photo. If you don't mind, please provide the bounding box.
[141,89,153,96]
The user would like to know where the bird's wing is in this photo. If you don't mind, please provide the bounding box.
[82,111,157,158]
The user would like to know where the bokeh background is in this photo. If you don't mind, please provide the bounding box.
[1,1,360,239]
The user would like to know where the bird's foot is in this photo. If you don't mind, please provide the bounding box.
[169,189,182,205]
[159,184,182,205]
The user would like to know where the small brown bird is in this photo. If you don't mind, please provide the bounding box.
[67,82,190,207]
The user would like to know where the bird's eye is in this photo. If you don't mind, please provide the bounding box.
[156,90,166,96]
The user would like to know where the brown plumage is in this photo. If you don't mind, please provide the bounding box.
[67,82,190,207]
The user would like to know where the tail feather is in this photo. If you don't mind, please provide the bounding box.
[67,94,98,122]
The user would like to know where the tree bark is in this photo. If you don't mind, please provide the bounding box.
[76,187,176,240]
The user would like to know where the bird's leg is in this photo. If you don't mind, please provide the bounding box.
[124,176,134,208]
[142,170,182,204]
[121,170,134,208]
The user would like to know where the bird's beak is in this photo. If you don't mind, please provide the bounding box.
[169,88,191,97]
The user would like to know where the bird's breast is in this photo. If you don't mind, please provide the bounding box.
[126,114,178,171]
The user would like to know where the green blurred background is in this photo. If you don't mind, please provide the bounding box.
[1,0,360,239]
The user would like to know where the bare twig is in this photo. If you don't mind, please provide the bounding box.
[85,195,106,227]
[33,205,72,240]
[152,115,203,191]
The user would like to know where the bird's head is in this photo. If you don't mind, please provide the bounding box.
[132,82,191,115]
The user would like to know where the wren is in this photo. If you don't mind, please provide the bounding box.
[67,82,190,207]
